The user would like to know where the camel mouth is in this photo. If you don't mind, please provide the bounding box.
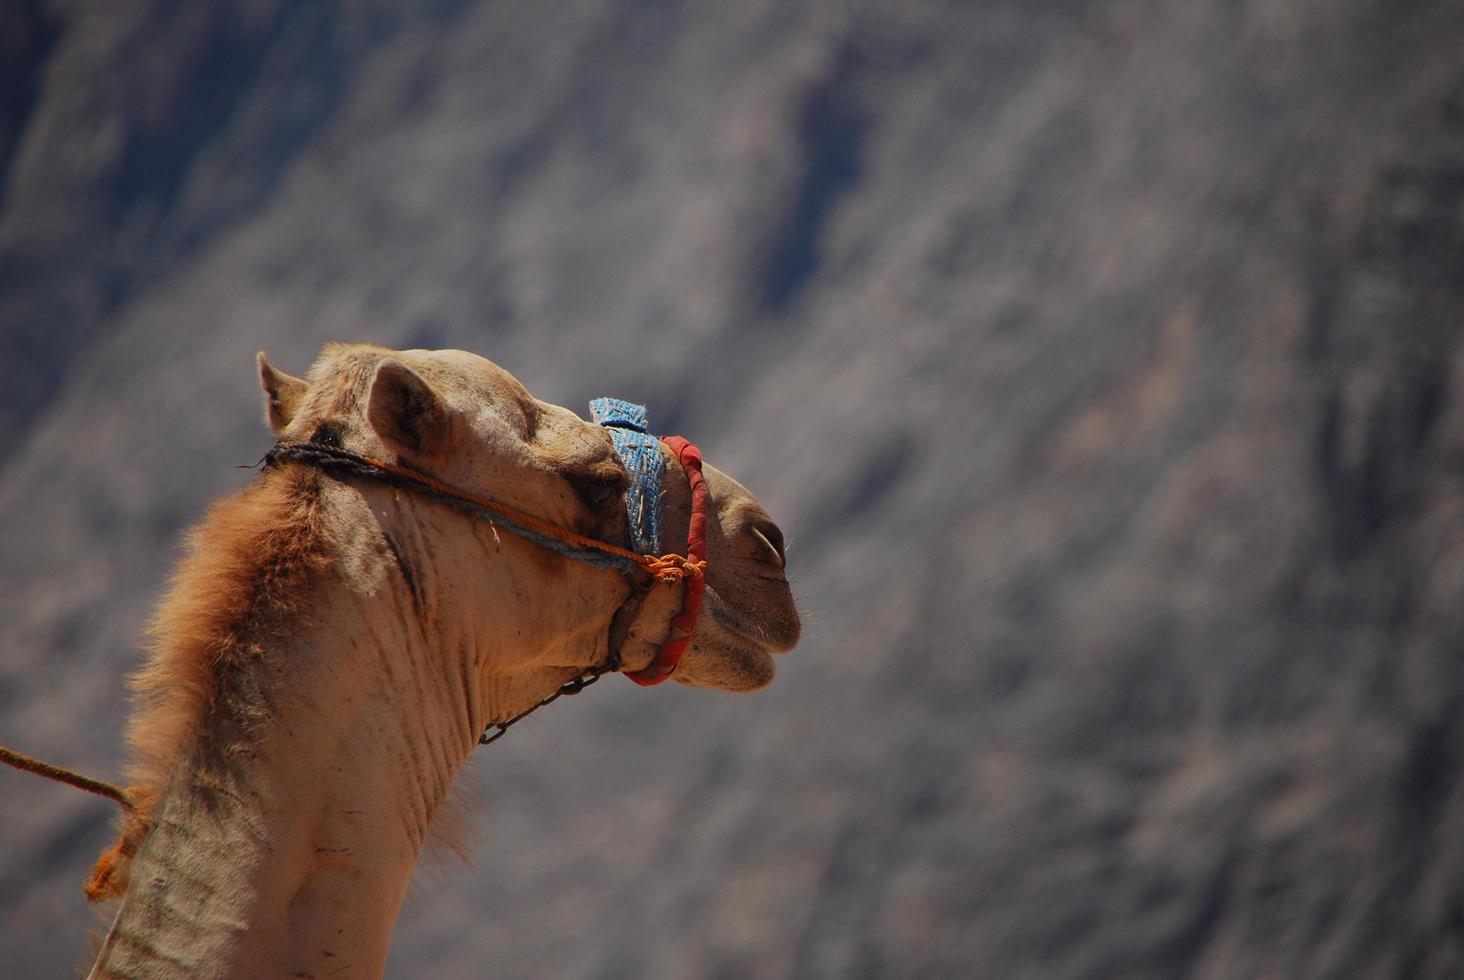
[707,599,799,655]
[676,626,777,691]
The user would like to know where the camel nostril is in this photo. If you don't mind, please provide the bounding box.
[749,520,787,569]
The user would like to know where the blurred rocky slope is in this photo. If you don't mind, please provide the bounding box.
[4,0,1464,976]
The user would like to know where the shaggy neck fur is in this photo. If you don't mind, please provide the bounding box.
[86,464,591,979]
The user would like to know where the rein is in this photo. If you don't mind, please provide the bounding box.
[0,744,137,812]
[0,401,711,811]
[262,441,704,586]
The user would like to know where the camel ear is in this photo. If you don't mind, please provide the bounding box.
[367,359,447,455]
[258,352,307,435]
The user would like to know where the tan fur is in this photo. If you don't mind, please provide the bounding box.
[87,467,330,899]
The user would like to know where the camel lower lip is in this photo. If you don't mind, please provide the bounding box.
[707,604,791,653]
[709,604,752,638]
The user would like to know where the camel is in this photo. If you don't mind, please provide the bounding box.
[81,343,800,979]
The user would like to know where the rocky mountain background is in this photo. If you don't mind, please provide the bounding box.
[3,0,1464,976]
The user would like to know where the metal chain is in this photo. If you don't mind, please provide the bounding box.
[479,661,618,746]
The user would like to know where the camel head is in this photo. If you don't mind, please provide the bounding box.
[257,342,800,699]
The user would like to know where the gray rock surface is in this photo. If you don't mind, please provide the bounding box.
[3,0,1464,976]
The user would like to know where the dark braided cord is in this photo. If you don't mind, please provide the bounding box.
[265,442,638,572]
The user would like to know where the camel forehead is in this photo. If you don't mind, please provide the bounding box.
[403,349,567,445]
[305,344,524,396]
[302,344,544,434]
[400,348,530,399]
[356,346,535,406]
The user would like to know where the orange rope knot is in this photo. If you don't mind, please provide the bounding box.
[640,555,707,583]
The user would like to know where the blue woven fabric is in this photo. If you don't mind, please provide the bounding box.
[589,397,664,555]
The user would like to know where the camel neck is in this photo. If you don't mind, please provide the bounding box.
[89,588,477,980]
[86,473,618,979]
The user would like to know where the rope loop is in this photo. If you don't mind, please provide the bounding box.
[266,438,713,689]
[263,441,706,582]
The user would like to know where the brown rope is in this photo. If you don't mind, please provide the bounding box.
[0,743,136,812]
[265,442,706,584]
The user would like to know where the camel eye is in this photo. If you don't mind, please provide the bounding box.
[567,472,624,512]
[310,424,342,448]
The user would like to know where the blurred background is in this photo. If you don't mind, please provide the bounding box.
[3,0,1464,976]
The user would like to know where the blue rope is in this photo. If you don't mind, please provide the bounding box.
[466,506,637,571]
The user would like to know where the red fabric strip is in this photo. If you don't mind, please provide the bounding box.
[626,436,708,686]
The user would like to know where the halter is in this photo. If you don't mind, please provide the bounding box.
[261,399,709,741]
[587,398,709,686]
[0,401,710,822]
